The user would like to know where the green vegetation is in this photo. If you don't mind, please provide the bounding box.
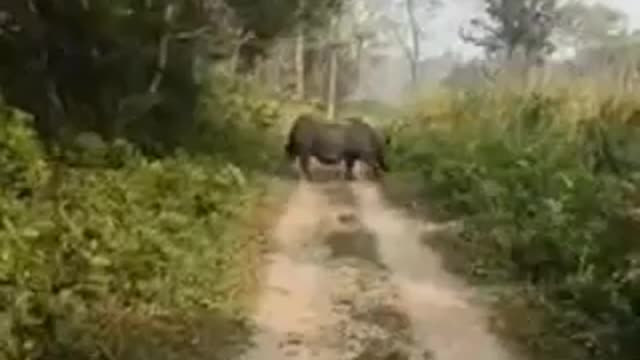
[0,0,340,148]
[0,1,341,357]
[0,72,288,359]
[5,1,640,360]
[390,90,640,360]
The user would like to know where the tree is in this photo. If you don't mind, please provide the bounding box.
[344,0,441,89]
[555,1,628,50]
[460,0,558,66]
[0,0,344,151]
[337,0,386,92]
[553,3,639,94]
[295,0,306,100]
[0,0,215,147]
[387,0,442,87]
[327,15,340,120]
[224,0,341,73]
[292,0,342,100]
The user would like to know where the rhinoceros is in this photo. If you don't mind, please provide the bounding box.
[284,113,390,181]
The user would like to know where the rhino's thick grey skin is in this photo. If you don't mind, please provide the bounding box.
[285,113,345,180]
[284,113,389,181]
[342,116,390,179]
[345,116,390,147]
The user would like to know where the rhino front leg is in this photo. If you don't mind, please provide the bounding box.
[299,153,313,181]
[371,164,382,180]
[345,156,357,181]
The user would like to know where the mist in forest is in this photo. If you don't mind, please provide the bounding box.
[353,0,640,105]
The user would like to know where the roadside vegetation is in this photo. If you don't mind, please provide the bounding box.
[389,88,640,360]
[0,73,287,359]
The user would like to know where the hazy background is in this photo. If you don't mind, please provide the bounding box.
[353,0,640,104]
[426,0,640,58]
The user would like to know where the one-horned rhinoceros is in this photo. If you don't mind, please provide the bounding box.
[284,113,390,181]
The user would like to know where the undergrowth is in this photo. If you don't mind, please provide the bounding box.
[0,73,286,359]
[390,90,640,360]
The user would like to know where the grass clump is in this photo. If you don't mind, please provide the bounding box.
[390,90,640,360]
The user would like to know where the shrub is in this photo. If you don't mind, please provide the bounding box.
[391,91,640,360]
[0,77,278,358]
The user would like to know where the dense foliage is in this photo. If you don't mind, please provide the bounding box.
[0,73,285,359]
[0,1,339,358]
[390,91,640,360]
[0,0,339,151]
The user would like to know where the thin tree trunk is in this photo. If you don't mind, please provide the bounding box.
[149,4,175,94]
[354,35,363,94]
[328,45,338,120]
[295,0,306,100]
[230,32,254,76]
[327,14,340,121]
[273,46,283,95]
[406,0,420,87]
[295,28,306,99]
[230,46,240,75]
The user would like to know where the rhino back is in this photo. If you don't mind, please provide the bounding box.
[309,123,347,162]
[344,120,384,154]
[288,114,320,144]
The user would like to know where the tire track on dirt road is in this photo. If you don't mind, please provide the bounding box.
[242,174,518,360]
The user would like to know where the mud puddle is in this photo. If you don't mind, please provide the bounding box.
[242,177,517,360]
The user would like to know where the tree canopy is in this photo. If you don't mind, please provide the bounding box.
[461,0,558,64]
[0,0,342,150]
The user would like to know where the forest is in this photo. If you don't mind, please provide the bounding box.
[1,0,640,359]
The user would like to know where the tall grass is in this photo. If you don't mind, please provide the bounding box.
[390,89,640,360]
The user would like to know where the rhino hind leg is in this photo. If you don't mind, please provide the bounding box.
[377,152,389,172]
[361,153,384,180]
[299,153,313,181]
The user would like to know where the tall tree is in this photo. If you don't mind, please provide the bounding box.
[405,0,420,86]
[337,0,385,93]
[356,0,441,88]
[393,0,442,87]
[0,0,345,149]
[289,0,342,100]
[327,15,340,120]
[555,1,628,50]
[553,2,638,94]
[225,0,341,72]
[294,0,306,100]
[0,0,215,145]
[460,0,558,66]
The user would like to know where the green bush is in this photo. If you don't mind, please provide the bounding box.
[0,109,50,198]
[391,91,640,360]
[0,80,278,358]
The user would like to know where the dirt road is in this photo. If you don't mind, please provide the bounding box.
[242,171,517,360]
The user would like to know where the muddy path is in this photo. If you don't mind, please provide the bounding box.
[241,170,518,360]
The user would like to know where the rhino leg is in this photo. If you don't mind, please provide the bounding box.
[377,151,389,172]
[299,153,313,181]
[361,152,383,180]
[345,156,357,181]
[369,163,381,179]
